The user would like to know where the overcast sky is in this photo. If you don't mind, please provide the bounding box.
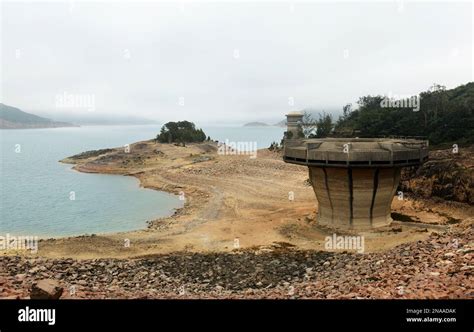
[1,1,472,124]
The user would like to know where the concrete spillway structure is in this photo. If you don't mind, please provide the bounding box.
[283,116,429,229]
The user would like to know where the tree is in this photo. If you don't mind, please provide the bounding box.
[156,121,207,145]
[284,131,293,139]
[268,141,281,151]
[315,112,334,138]
[429,83,447,122]
[335,103,354,133]
[342,103,352,118]
[301,111,317,137]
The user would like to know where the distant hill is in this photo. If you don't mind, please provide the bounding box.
[35,112,158,126]
[243,122,269,127]
[274,119,286,127]
[0,104,75,129]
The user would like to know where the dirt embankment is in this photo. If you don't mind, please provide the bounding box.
[401,146,474,204]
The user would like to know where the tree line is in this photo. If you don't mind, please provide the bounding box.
[290,82,474,146]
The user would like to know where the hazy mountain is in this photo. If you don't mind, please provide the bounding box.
[243,122,270,127]
[35,112,158,126]
[274,119,287,127]
[0,104,75,129]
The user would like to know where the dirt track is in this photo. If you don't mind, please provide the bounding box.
[15,140,471,260]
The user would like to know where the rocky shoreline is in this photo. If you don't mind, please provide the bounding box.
[1,222,472,299]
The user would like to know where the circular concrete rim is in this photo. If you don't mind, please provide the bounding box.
[300,137,428,144]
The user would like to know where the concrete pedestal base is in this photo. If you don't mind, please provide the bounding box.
[309,167,401,230]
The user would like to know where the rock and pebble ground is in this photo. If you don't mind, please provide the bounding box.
[1,222,471,299]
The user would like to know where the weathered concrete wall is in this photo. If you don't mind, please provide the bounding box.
[286,113,303,138]
[309,167,401,230]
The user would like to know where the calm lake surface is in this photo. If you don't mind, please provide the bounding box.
[0,125,285,237]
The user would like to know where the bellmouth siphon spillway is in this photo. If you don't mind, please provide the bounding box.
[283,112,429,230]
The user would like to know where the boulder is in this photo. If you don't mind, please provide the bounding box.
[30,279,63,299]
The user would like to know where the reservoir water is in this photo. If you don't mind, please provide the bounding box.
[0,125,285,237]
